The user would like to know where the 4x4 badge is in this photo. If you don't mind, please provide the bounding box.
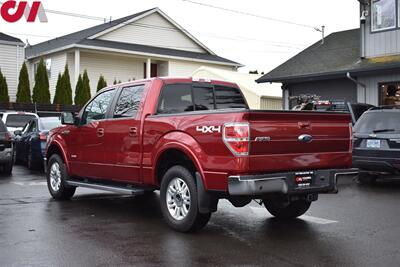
[196,126,221,134]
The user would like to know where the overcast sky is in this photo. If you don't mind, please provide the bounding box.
[1,0,360,73]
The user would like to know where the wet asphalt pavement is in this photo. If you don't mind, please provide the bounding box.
[1,166,400,267]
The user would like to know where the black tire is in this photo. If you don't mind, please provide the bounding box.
[264,198,311,219]
[160,165,211,232]
[357,172,377,185]
[46,154,76,200]
[3,162,12,176]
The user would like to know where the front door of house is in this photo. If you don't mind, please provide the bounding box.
[144,63,158,78]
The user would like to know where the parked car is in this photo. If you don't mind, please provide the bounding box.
[0,119,13,175]
[353,106,400,184]
[1,112,39,133]
[45,77,353,232]
[14,117,62,170]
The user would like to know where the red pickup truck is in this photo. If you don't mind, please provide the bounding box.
[46,77,354,232]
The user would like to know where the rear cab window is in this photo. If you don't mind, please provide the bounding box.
[157,83,247,114]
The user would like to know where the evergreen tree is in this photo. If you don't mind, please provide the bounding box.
[81,70,91,104]
[113,78,117,85]
[32,58,50,104]
[53,73,63,104]
[74,74,84,105]
[16,62,31,103]
[62,64,73,105]
[0,70,10,103]
[96,75,107,92]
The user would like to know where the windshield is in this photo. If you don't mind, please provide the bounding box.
[354,112,400,134]
[6,114,36,128]
[40,117,62,130]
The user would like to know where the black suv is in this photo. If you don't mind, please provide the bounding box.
[353,106,400,183]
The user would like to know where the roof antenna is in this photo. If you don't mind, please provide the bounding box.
[315,25,325,44]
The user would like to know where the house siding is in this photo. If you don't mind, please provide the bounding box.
[364,6,400,58]
[97,12,206,54]
[79,52,145,96]
[168,59,234,77]
[49,53,67,100]
[0,43,24,101]
[357,72,400,106]
[287,78,357,108]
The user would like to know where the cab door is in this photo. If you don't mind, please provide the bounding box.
[103,84,146,183]
[71,89,116,179]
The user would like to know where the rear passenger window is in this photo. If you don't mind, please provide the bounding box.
[157,84,194,114]
[114,85,145,118]
[193,86,215,111]
[214,86,247,109]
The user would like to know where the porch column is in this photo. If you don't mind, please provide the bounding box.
[74,49,80,87]
[146,58,151,79]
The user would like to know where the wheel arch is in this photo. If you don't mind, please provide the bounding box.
[152,131,207,188]
[46,141,70,172]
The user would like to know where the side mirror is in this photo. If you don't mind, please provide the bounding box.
[61,112,79,125]
[14,130,22,136]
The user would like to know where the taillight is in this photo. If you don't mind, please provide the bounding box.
[223,122,250,156]
[39,133,47,141]
[5,132,11,141]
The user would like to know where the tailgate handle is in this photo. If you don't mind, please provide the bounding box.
[298,122,311,129]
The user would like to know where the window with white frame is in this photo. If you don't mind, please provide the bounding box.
[371,0,396,32]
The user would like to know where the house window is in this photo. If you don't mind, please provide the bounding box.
[371,0,396,32]
[380,82,400,106]
[33,59,52,78]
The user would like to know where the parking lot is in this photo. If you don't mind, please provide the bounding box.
[0,166,398,266]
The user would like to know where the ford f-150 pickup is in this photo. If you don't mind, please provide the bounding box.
[45,77,354,232]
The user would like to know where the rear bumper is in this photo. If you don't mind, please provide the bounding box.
[228,169,358,196]
[353,156,400,173]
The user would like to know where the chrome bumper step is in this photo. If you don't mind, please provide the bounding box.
[66,180,145,195]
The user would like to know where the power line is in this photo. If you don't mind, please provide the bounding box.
[180,0,321,31]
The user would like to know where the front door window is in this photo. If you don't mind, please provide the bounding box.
[380,83,400,106]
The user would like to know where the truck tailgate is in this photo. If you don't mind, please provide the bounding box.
[248,111,352,173]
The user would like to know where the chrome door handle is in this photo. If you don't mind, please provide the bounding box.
[129,127,138,136]
[97,128,105,137]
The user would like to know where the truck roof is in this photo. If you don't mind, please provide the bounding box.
[100,77,240,92]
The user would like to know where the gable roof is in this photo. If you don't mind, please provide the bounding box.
[0,32,24,45]
[25,8,241,66]
[257,29,361,83]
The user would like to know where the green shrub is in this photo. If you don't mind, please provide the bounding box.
[32,58,50,104]
[16,62,31,103]
[96,75,107,92]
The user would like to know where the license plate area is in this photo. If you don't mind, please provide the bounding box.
[294,171,314,188]
[367,139,381,149]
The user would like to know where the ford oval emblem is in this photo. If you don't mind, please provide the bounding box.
[298,134,313,143]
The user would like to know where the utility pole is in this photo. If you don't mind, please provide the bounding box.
[315,25,325,44]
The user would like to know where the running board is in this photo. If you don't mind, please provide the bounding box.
[66,180,145,195]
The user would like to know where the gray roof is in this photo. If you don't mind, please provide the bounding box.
[25,8,241,66]
[257,28,400,83]
[0,33,24,44]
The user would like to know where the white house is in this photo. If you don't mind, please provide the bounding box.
[25,8,242,100]
[192,67,282,109]
[0,33,25,102]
